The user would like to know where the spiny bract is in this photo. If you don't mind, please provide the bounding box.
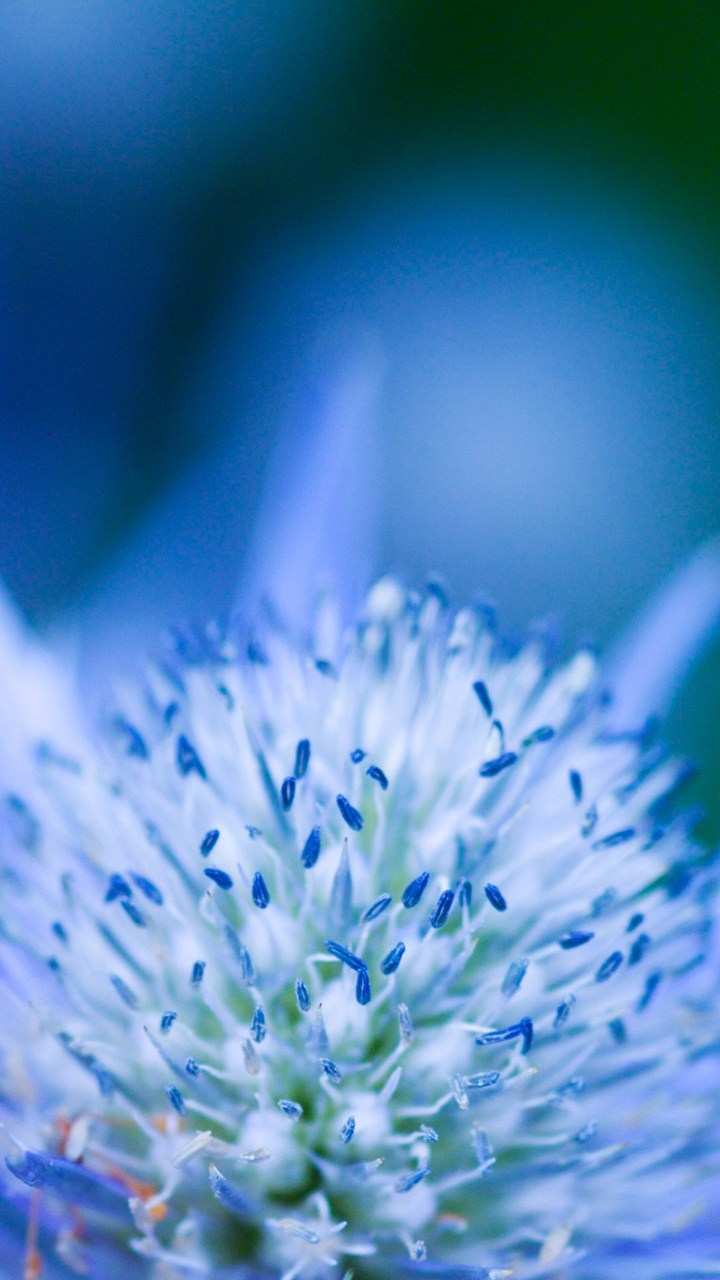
[1,580,718,1279]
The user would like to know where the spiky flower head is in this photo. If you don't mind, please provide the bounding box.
[1,579,718,1279]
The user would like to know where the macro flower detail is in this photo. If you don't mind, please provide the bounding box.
[1,579,718,1279]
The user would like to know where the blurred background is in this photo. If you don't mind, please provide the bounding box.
[2,2,720,829]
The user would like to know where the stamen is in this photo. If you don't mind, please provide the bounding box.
[476,1018,533,1054]
[522,726,555,746]
[208,1164,252,1216]
[121,900,146,927]
[250,1007,267,1043]
[402,871,430,909]
[166,1085,186,1115]
[398,1004,414,1042]
[281,777,296,811]
[326,939,367,972]
[554,997,575,1027]
[381,942,406,975]
[363,894,392,922]
[200,829,220,856]
[591,828,636,851]
[479,752,517,778]
[484,883,507,912]
[294,739,311,779]
[501,959,528,996]
[110,974,138,1009]
[628,933,651,966]
[366,765,389,790]
[608,1018,627,1044]
[225,927,255,983]
[278,1099,303,1120]
[395,1168,430,1193]
[595,951,624,982]
[252,872,271,909]
[559,931,594,949]
[131,874,163,905]
[472,679,493,716]
[430,889,455,929]
[337,794,364,831]
[356,968,372,1005]
[459,879,473,908]
[301,827,322,869]
[637,970,662,1011]
[204,868,233,891]
[105,873,132,902]
[176,735,207,780]
[465,1071,500,1091]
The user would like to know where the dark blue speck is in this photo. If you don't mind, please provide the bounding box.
[294,739,311,779]
[326,939,367,972]
[301,827,322,869]
[337,794,363,831]
[176,735,207,780]
[484,883,506,912]
[166,1085,186,1115]
[366,765,389,790]
[201,829,220,857]
[591,828,635,851]
[628,933,651,966]
[121,900,146,927]
[105,873,132,903]
[473,680,493,717]
[381,942,405,975]
[569,769,583,803]
[596,951,623,982]
[559,930,594,949]
[356,968,371,1005]
[363,894,392,922]
[204,867,233,891]
[430,889,454,929]
[131,874,163,906]
[402,871,430,909]
[479,752,517,778]
[252,871,270,909]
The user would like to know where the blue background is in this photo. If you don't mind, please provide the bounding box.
[3,2,720,827]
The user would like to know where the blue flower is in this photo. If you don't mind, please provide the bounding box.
[0,574,718,1279]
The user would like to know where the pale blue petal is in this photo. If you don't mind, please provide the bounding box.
[72,343,382,701]
[606,540,720,729]
[0,582,83,784]
[238,343,383,626]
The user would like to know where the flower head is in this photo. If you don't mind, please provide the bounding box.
[1,579,718,1279]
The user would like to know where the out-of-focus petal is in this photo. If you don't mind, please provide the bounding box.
[238,342,384,627]
[0,583,82,784]
[606,540,720,729]
[72,342,383,702]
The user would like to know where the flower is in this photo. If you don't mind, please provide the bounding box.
[1,577,718,1279]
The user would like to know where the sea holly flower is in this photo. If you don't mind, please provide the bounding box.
[0,575,719,1279]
